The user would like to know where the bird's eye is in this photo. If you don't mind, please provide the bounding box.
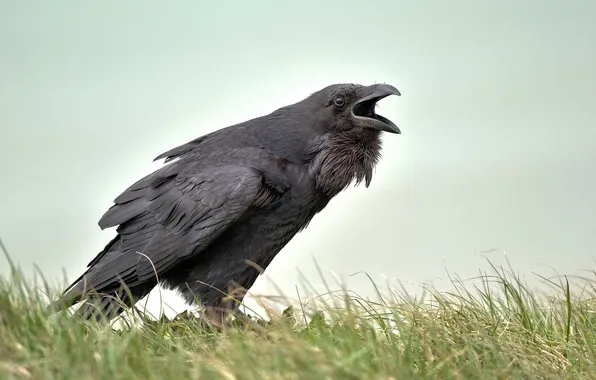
[333,96,345,107]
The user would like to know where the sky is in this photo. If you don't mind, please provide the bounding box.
[1,1,595,317]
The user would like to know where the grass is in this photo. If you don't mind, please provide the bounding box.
[1,251,596,379]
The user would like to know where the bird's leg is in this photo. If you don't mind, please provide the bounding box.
[203,282,269,336]
[203,305,231,329]
[228,296,270,337]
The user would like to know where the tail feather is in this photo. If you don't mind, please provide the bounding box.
[47,233,157,322]
[74,289,138,322]
[48,282,156,322]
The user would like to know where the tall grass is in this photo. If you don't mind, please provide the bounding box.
[1,241,595,379]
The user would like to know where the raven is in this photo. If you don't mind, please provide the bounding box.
[49,83,401,325]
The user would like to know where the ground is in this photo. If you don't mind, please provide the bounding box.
[1,256,596,380]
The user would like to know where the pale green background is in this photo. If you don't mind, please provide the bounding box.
[1,1,595,316]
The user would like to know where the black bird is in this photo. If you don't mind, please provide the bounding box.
[49,83,401,324]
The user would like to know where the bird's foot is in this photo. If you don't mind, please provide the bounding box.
[204,306,269,337]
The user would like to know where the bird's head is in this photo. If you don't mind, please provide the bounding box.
[308,83,401,135]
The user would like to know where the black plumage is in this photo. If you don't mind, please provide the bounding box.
[49,83,401,324]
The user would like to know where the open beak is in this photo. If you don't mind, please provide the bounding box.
[351,83,401,134]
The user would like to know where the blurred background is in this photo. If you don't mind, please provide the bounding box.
[1,0,595,317]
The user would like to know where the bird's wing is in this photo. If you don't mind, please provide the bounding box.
[69,162,276,295]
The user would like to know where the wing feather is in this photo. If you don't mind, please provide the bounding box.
[60,163,273,304]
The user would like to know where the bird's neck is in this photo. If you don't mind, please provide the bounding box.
[309,129,383,197]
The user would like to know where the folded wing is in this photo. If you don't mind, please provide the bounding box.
[53,162,273,309]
